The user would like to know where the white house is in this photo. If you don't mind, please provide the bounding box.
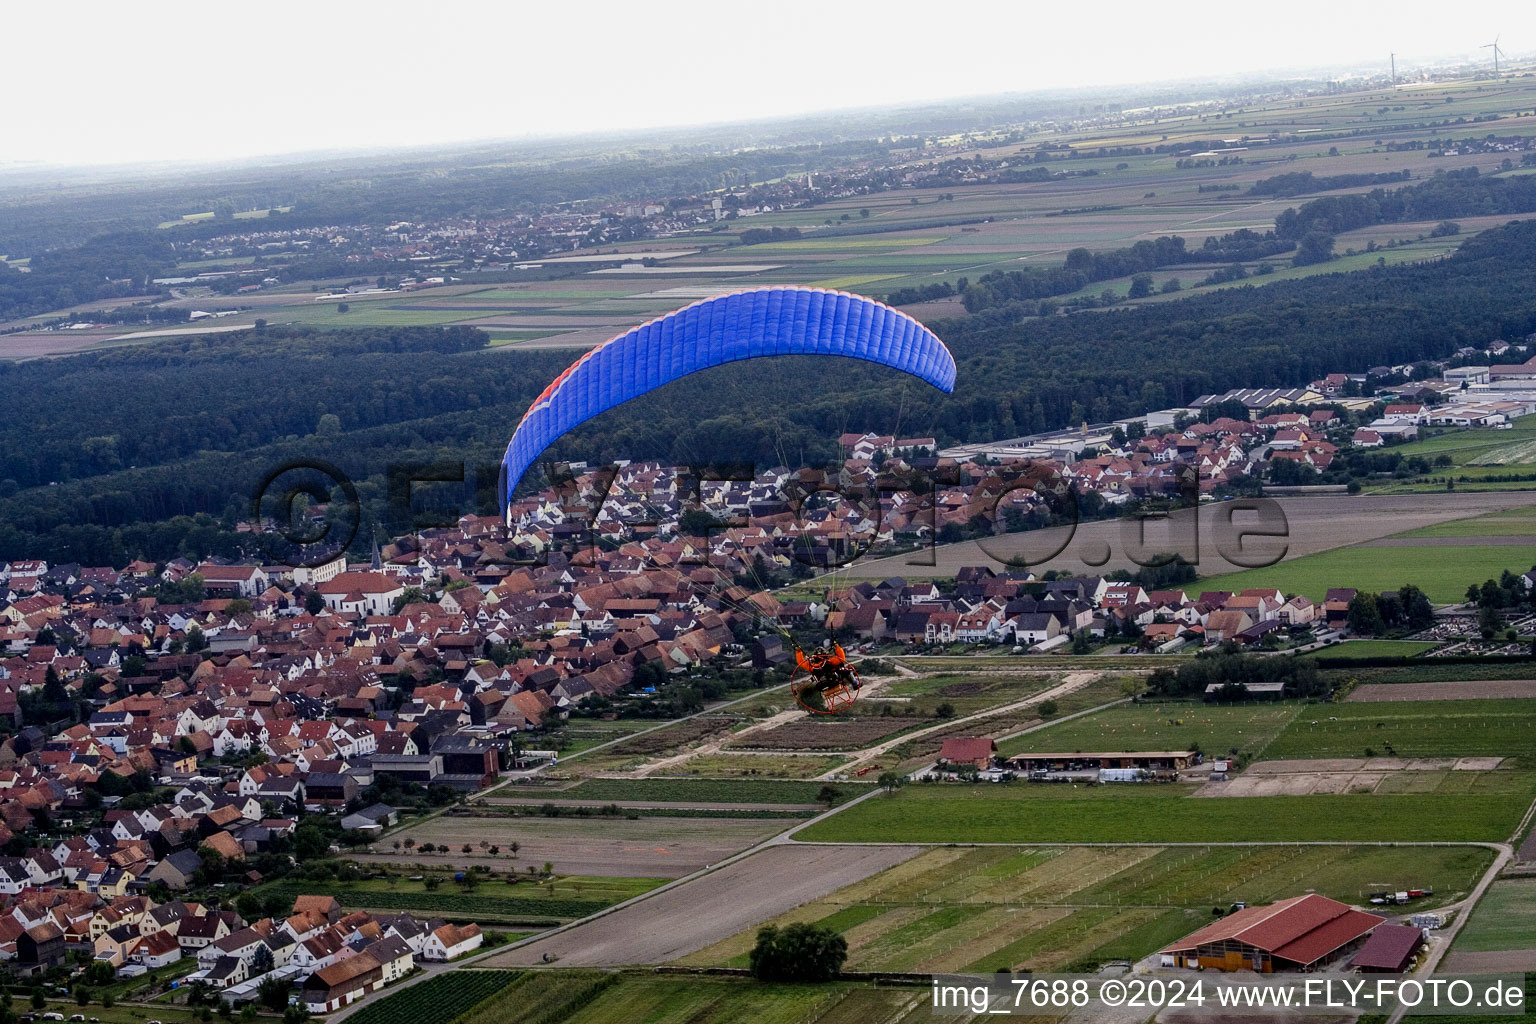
[420,922,482,961]
[316,572,406,617]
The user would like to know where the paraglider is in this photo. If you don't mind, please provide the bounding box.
[791,642,862,715]
[499,286,957,716]
[499,286,957,509]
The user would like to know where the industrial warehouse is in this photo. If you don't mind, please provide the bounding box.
[1161,894,1386,972]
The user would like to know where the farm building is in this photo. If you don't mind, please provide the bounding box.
[1161,894,1383,973]
[303,951,384,1012]
[1203,681,1286,701]
[1006,751,1196,773]
[938,737,997,769]
[1348,923,1422,973]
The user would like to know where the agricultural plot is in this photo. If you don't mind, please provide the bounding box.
[725,715,919,751]
[666,752,851,778]
[486,845,919,967]
[345,970,522,1024]
[1305,640,1441,659]
[844,491,1536,581]
[551,717,659,756]
[563,715,743,770]
[453,971,619,1024]
[554,777,872,805]
[1348,680,1536,702]
[997,702,1299,760]
[457,975,925,1024]
[364,813,785,878]
[1324,661,1536,685]
[1197,540,1536,604]
[795,777,1534,844]
[254,876,663,924]
[879,674,1134,770]
[871,670,1062,716]
[1397,507,1536,539]
[1392,415,1536,465]
[1260,698,1536,763]
[1449,879,1536,954]
[679,844,1491,973]
[1471,438,1536,465]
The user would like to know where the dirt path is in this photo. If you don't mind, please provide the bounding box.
[1387,842,1513,1024]
[625,706,806,777]
[612,663,907,778]
[813,671,1106,780]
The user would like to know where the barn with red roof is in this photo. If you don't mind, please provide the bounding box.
[1161,894,1384,972]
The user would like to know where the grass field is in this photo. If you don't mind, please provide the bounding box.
[796,776,1535,844]
[997,701,1299,760]
[36,1003,201,1024]
[1451,878,1536,953]
[678,843,1492,974]
[1391,416,1536,465]
[1197,542,1536,603]
[1304,640,1441,659]
[1397,510,1536,538]
[1261,698,1536,763]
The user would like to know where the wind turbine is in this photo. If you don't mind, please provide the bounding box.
[1483,35,1504,77]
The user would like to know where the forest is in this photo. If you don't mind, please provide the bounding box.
[4,219,1536,566]
[1274,166,1536,239]
[1247,169,1412,197]
[952,230,1294,314]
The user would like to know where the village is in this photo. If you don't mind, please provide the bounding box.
[0,339,1532,1013]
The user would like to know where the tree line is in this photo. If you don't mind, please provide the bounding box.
[7,220,1536,565]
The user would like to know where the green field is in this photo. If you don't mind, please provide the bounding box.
[37,1003,202,1024]
[274,305,489,328]
[1197,542,1536,603]
[1390,415,1536,465]
[997,701,1299,760]
[346,971,523,1024]
[1451,878,1536,952]
[451,973,925,1024]
[1261,698,1536,762]
[1322,661,1536,685]
[1397,508,1536,538]
[1304,640,1442,659]
[678,843,1491,974]
[873,671,1066,716]
[795,778,1535,844]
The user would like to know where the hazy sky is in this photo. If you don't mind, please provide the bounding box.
[8,0,1526,168]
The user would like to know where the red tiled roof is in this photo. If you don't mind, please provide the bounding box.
[1163,894,1383,966]
[939,737,996,763]
[1271,907,1383,965]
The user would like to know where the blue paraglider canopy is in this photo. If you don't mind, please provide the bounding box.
[500,286,955,509]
